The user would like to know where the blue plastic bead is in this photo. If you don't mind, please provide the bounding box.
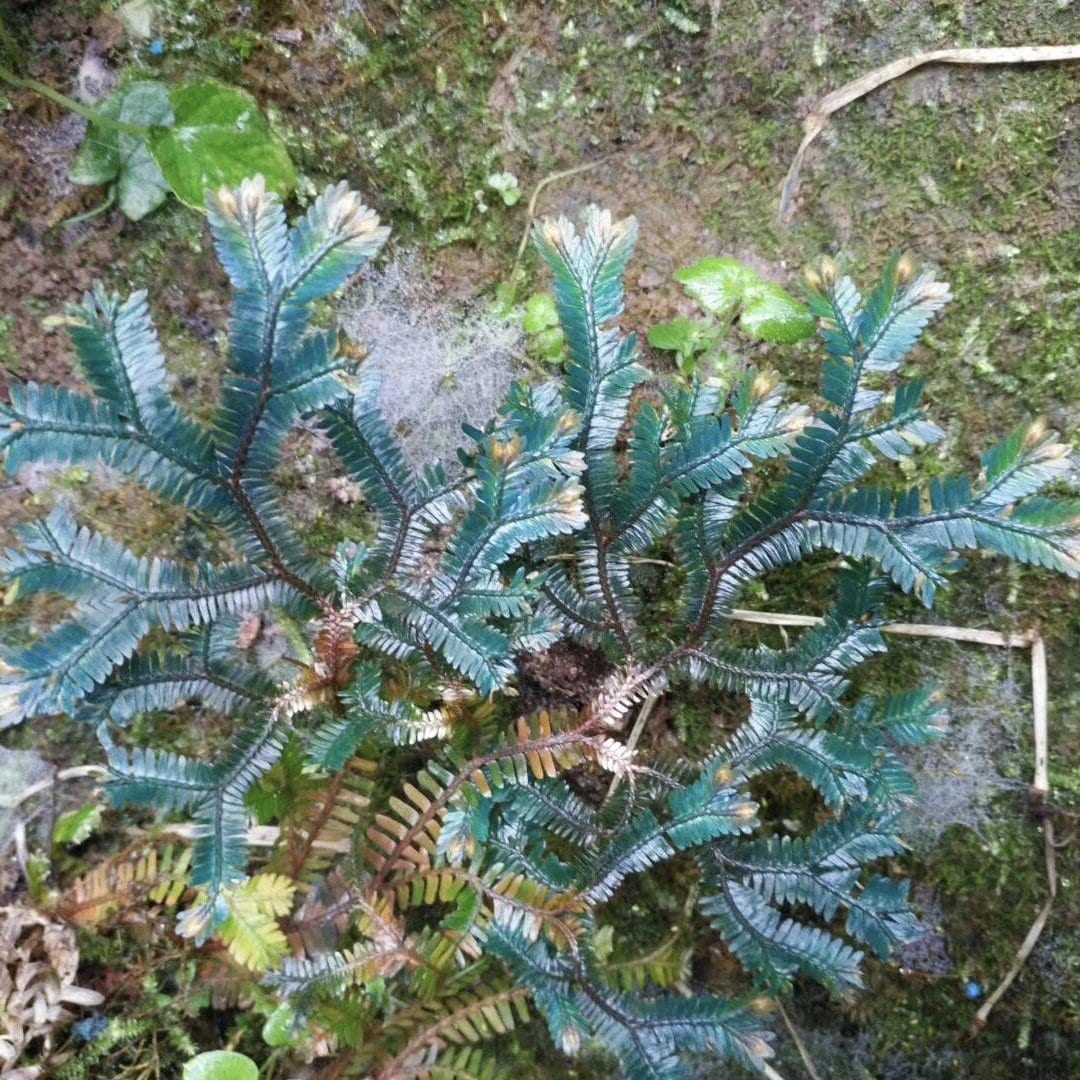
[148,40,165,57]
[963,980,982,1000]
[71,1014,108,1042]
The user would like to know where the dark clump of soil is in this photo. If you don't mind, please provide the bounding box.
[516,639,612,714]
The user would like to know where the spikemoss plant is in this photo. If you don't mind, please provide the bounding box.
[1,177,1076,1077]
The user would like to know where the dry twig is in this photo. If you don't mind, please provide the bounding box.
[779,44,1080,221]
[777,999,824,1080]
[512,161,608,275]
[603,691,661,804]
[974,630,1057,1028]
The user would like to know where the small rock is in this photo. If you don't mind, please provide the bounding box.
[918,174,942,206]
[117,0,155,41]
[328,476,363,504]
[270,28,304,46]
[74,42,115,105]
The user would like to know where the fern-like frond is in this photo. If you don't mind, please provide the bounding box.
[576,988,775,1079]
[718,807,920,958]
[391,1045,504,1080]
[384,591,515,696]
[75,633,272,726]
[378,988,530,1079]
[0,507,293,722]
[323,379,420,575]
[59,840,192,926]
[686,615,886,722]
[531,208,644,459]
[266,937,409,999]
[5,183,1079,1080]
[308,662,450,767]
[103,704,289,938]
[855,376,944,461]
[207,176,386,387]
[809,254,950,406]
[487,924,774,1075]
[583,767,756,903]
[599,932,692,993]
[719,698,876,809]
[0,381,228,511]
[502,780,601,847]
[700,877,864,994]
[274,755,375,883]
[218,873,296,971]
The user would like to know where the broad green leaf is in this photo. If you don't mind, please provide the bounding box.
[68,96,121,185]
[674,258,759,317]
[534,327,565,360]
[487,170,521,206]
[674,257,814,343]
[738,282,815,343]
[148,80,296,209]
[113,81,173,220]
[262,1001,302,1048]
[182,1052,259,1080]
[524,293,565,362]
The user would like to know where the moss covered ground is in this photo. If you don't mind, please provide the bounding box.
[0,1,1077,1076]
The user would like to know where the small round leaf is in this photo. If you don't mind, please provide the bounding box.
[182,1051,259,1080]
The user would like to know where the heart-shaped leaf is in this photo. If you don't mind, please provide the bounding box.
[182,1051,259,1080]
[673,257,814,343]
[148,80,296,209]
[647,315,707,355]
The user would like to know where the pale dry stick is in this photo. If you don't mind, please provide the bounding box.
[779,44,1080,222]
[974,630,1056,1028]
[512,161,608,275]
[776,998,824,1080]
[163,822,351,854]
[1030,634,1049,795]
[730,607,1035,648]
[974,819,1057,1029]
[5,764,108,813]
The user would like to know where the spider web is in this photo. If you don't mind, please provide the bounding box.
[340,253,526,471]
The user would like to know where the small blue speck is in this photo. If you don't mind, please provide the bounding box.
[72,1014,108,1042]
[148,40,165,57]
[964,980,982,1001]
